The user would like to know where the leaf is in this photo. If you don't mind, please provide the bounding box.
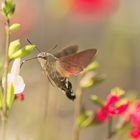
[77,111,94,128]
[90,95,104,107]
[111,87,125,97]
[91,74,106,86]
[80,72,95,89]
[11,45,35,59]
[84,61,99,72]
[2,0,15,19]
[8,39,21,59]
[80,72,105,89]
[7,83,15,109]
[9,23,21,33]
[115,120,131,135]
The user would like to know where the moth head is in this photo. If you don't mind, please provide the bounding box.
[37,52,48,59]
[37,52,48,69]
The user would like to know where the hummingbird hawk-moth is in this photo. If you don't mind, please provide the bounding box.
[37,45,97,101]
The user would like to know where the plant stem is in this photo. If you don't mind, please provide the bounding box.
[73,84,82,140]
[108,116,113,139]
[1,19,10,140]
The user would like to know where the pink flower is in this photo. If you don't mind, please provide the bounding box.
[71,0,119,21]
[96,107,108,122]
[127,100,140,139]
[95,93,129,122]
[129,128,140,139]
[130,100,140,128]
[2,58,25,100]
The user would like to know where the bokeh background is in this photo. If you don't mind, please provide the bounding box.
[0,0,140,140]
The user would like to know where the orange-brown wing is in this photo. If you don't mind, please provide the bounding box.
[56,49,97,77]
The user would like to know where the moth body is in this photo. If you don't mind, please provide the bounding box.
[37,52,75,100]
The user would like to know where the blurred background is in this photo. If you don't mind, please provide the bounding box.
[0,0,140,140]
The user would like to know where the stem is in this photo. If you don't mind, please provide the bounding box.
[1,19,10,140]
[73,84,83,140]
[107,116,113,139]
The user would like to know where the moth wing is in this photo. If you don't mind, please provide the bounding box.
[54,45,79,58]
[56,49,97,77]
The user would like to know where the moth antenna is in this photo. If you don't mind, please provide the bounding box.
[20,57,38,68]
[26,38,41,53]
[47,44,58,53]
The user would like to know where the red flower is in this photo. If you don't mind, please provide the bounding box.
[129,128,140,139]
[71,0,119,21]
[127,100,140,139]
[95,93,129,122]
[130,100,140,128]
[15,93,25,101]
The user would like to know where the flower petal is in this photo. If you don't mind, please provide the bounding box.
[105,94,120,107]
[95,107,108,122]
[11,58,21,76]
[109,101,129,115]
[13,75,25,94]
[129,128,140,139]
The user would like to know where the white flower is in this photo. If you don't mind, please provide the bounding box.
[2,58,25,100]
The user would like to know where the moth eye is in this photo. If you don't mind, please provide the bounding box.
[39,56,47,60]
[43,56,47,59]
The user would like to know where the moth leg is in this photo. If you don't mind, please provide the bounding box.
[47,74,55,87]
[42,71,55,87]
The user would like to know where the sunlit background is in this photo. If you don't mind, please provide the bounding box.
[0,0,140,140]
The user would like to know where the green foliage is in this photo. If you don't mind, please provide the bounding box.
[77,111,94,128]
[8,39,21,59]
[84,61,99,72]
[90,95,104,107]
[91,74,106,86]
[80,72,105,89]
[10,44,35,59]
[2,0,15,19]
[115,120,131,136]
[7,83,15,109]
[80,72,95,88]
[9,23,21,33]
[111,87,125,97]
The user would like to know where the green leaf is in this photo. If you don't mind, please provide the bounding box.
[90,95,104,107]
[0,87,3,110]
[77,111,94,128]
[7,83,15,109]
[6,0,13,3]
[2,0,15,19]
[80,78,94,89]
[9,23,21,33]
[111,87,125,97]
[80,72,95,89]
[115,120,131,136]
[91,74,106,86]
[10,45,35,59]
[84,61,99,72]
[9,39,21,59]
[80,72,105,89]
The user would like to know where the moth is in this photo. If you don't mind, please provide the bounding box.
[37,45,97,101]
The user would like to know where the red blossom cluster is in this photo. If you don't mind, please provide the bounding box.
[72,0,119,15]
[71,0,119,21]
[93,90,140,139]
[95,92,129,122]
